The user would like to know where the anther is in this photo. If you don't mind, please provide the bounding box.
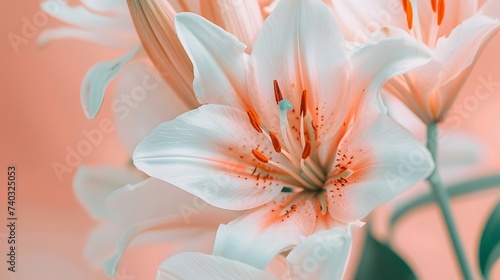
[437,0,445,25]
[273,80,283,104]
[402,0,413,29]
[252,149,269,163]
[300,90,308,117]
[301,140,312,159]
[431,0,436,12]
[247,109,262,133]
[269,131,282,153]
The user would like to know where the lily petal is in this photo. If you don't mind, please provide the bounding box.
[134,104,292,210]
[127,0,199,108]
[81,46,140,119]
[318,26,432,168]
[81,0,128,12]
[41,0,133,31]
[213,193,316,269]
[38,27,138,49]
[250,0,348,134]
[349,26,432,109]
[73,166,143,221]
[326,114,434,222]
[432,15,500,120]
[114,61,190,153]
[200,0,263,51]
[156,252,277,280]
[102,177,240,276]
[175,12,251,108]
[287,221,364,280]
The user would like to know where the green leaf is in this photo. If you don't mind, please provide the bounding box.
[389,175,500,235]
[355,225,417,280]
[479,201,500,279]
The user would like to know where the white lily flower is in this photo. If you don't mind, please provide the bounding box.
[327,0,500,123]
[134,0,434,276]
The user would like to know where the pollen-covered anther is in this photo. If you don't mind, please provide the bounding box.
[301,140,312,159]
[401,0,413,29]
[437,0,445,25]
[269,131,282,153]
[247,109,262,133]
[252,149,269,163]
[273,80,284,104]
[300,89,308,117]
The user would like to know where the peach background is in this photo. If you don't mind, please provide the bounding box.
[1,1,499,279]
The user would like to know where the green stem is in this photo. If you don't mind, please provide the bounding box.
[427,123,474,280]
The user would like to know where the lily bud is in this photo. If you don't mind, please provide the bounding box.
[127,0,198,108]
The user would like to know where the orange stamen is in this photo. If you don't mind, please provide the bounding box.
[269,131,282,153]
[273,80,283,104]
[437,0,445,25]
[252,149,269,163]
[431,0,437,12]
[402,0,413,29]
[247,109,262,133]
[300,90,308,117]
[301,140,312,159]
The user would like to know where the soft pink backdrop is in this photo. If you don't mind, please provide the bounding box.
[1,1,499,279]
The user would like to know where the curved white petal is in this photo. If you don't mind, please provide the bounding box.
[84,224,120,269]
[326,114,434,222]
[133,104,293,210]
[38,27,138,49]
[41,0,133,31]
[349,26,432,110]
[81,46,140,119]
[200,0,263,51]
[73,166,144,221]
[175,13,251,109]
[287,221,364,280]
[250,0,349,137]
[156,252,278,280]
[432,15,500,119]
[318,26,432,167]
[114,61,190,153]
[81,0,128,12]
[213,193,316,269]
[101,177,241,277]
[104,223,216,277]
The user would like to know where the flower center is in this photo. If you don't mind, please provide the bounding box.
[247,81,339,192]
